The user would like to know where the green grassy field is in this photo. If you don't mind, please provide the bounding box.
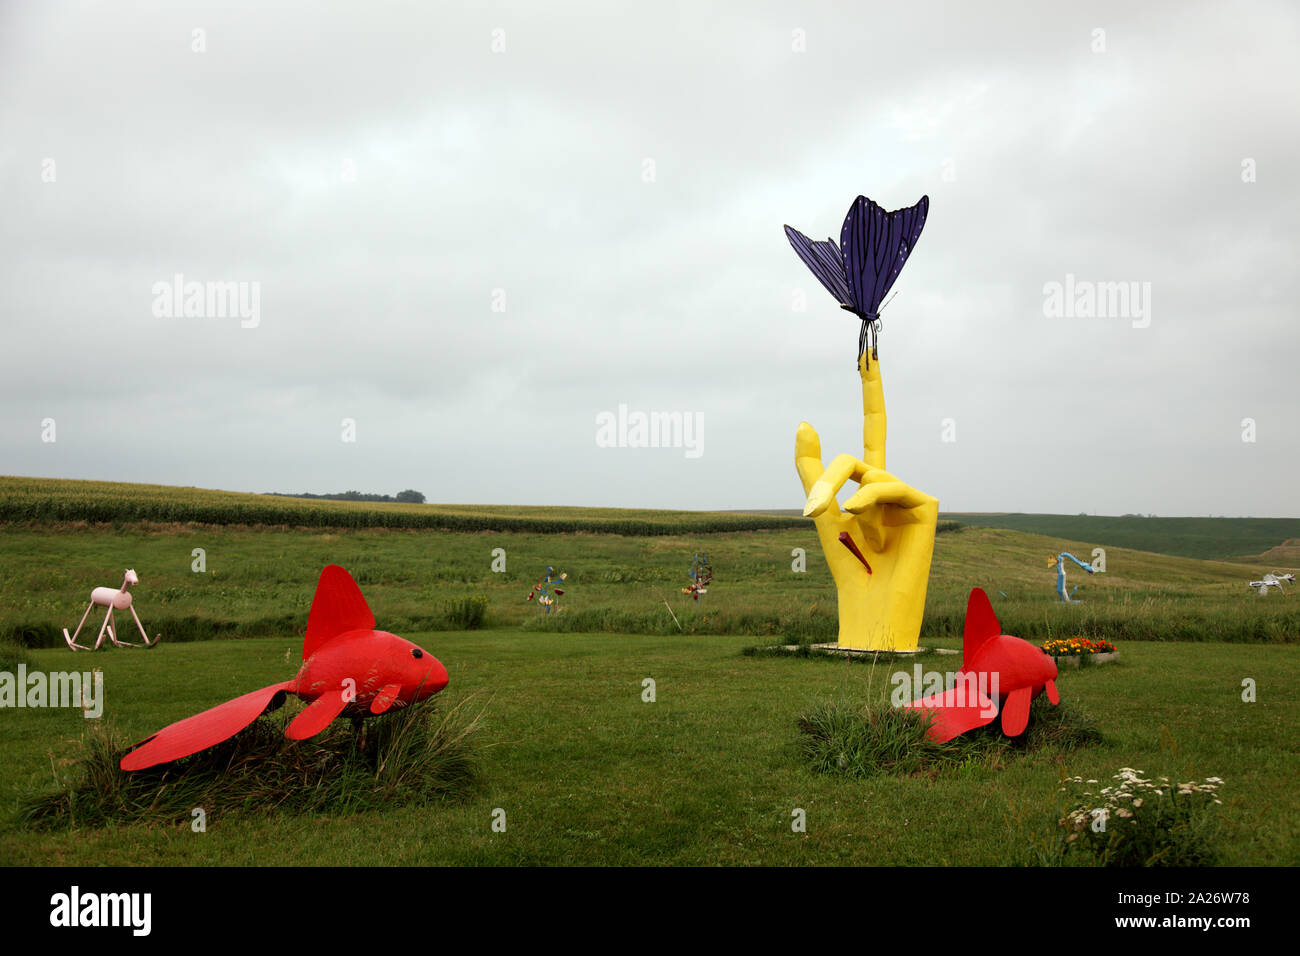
[3,519,1295,648]
[1,478,1298,865]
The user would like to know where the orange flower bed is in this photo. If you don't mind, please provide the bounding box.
[1041,637,1117,656]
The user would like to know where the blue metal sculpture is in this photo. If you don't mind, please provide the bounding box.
[1049,552,1095,603]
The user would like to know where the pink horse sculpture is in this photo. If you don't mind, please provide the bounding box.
[64,569,161,651]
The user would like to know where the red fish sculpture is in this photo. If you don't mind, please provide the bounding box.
[904,587,1058,743]
[120,565,450,771]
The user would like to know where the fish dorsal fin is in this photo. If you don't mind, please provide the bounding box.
[962,587,1002,669]
[303,565,375,660]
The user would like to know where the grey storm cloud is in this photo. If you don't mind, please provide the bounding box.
[1,0,1296,515]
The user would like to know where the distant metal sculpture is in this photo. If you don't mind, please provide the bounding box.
[527,567,567,613]
[682,553,713,601]
[120,565,448,771]
[1248,572,1295,596]
[1050,552,1095,604]
[64,569,160,651]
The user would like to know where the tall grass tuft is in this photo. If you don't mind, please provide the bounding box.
[442,595,489,630]
[798,696,1100,779]
[17,694,485,829]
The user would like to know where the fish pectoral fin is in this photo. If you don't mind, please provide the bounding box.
[1000,686,1033,737]
[370,683,403,715]
[285,691,350,740]
[1045,680,1060,706]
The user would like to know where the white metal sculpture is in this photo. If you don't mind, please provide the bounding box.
[1247,572,1296,596]
[63,569,161,650]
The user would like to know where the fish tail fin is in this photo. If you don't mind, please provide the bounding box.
[904,685,998,743]
[120,681,292,771]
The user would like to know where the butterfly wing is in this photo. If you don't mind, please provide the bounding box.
[783,224,852,307]
[840,195,929,316]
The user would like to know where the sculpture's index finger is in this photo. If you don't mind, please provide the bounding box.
[859,354,887,471]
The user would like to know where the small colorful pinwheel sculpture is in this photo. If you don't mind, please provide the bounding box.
[681,553,713,601]
[526,567,567,613]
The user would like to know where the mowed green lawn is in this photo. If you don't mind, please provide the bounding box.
[2,630,1297,866]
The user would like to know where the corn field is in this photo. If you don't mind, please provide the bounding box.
[0,476,810,535]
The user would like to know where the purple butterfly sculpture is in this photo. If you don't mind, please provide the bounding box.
[784,195,929,366]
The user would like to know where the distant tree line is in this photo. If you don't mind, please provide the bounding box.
[267,489,426,504]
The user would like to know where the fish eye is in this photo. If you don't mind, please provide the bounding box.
[410,648,424,659]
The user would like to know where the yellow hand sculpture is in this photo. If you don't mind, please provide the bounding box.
[796,354,938,651]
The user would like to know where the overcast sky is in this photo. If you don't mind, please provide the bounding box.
[1,1,1296,516]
